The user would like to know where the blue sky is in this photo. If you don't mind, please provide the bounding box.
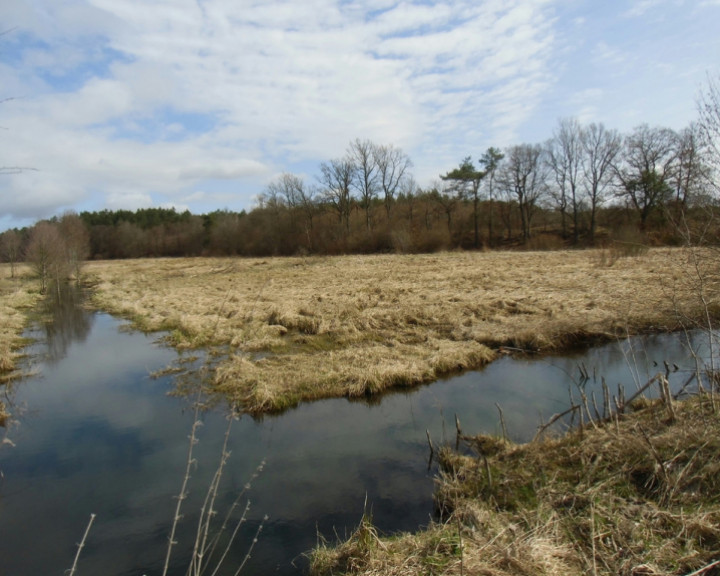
[1,0,719,231]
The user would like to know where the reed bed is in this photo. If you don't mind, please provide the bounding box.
[310,393,720,576]
[85,249,702,413]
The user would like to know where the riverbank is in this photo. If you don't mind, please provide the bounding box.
[0,266,42,425]
[0,266,42,371]
[310,392,720,575]
[84,248,706,413]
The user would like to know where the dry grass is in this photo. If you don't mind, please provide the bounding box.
[0,264,42,386]
[310,394,720,576]
[84,249,703,413]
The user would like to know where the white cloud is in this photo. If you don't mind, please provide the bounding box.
[1,0,716,228]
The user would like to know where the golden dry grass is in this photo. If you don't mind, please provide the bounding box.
[310,394,720,576]
[84,248,705,413]
[0,264,42,385]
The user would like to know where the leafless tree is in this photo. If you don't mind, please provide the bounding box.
[498,143,549,241]
[614,124,678,228]
[265,173,319,250]
[26,221,68,294]
[58,211,90,281]
[697,72,720,193]
[672,123,711,211]
[319,157,354,233]
[0,229,22,278]
[374,143,412,220]
[580,122,621,243]
[348,138,379,230]
[547,118,583,243]
[399,177,420,225]
[430,179,461,234]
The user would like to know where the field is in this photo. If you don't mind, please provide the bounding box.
[2,247,719,573]
[80,248,708,414]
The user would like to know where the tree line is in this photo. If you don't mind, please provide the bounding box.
[2,75,720,287]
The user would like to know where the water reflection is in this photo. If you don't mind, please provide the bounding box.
[0,291,715,575]
[41,283,94,363]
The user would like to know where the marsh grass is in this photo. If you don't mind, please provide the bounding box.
[84,249,697,413]
[310,391,720,576]
[0,264,41,386]
[0,264,43,426]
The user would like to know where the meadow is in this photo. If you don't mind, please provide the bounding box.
[80,248,705,414]
[2,247,718,574]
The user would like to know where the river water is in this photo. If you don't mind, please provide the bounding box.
[0,291,712,575]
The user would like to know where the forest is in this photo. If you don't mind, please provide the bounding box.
[2,100,720,272]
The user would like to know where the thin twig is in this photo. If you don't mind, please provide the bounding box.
[163,391,204,576]
[68,513,96,576]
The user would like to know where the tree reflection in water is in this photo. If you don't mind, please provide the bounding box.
[42,283,94,364]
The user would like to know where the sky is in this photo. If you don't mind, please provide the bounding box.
[1,0,719,232]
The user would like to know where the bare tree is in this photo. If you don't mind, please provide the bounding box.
[319,157,354,233]
[209,211,244,255]
[430,179,461,234]
[0,229,22,278]
[374,143,412,220]
[614,124,678,229]
[265,173,319,250]
[498,144,549,241]
[697,72,720,193]
[671,123,711,212]
[399,177,420,225]
[348,138,379,230]
[58,211,90,281]
[580,122,621,243]
[547,118,583,243]
[26,221,68,294]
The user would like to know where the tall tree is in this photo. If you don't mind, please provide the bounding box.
[348,138,379,230]
[26,222,67,294]
[580,123,621,243]
[0,229,22,278]
[479,147,504,247]
[58,211,90,281]
[614,124,678,228]
[441,157,485,248]
[697,72,720,193]
[498,144,549,241]
[319,157,354,233]
[547,118,583,243]
[374,144,412,220]
[672,123,709,211]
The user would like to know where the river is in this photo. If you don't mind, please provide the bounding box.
[0,289,712,575]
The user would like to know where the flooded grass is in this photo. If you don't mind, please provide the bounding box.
[85,249,703,413]
[310,393,720,576]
